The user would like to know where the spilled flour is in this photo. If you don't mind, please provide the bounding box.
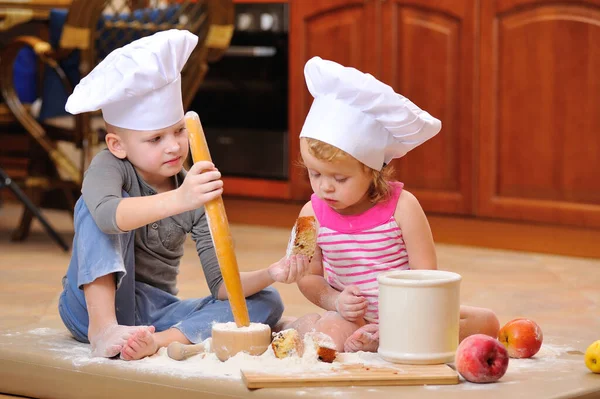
[424,341,584,391]
[1,327,585,392]
[7,327,390,380]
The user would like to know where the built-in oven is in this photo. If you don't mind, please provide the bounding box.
[191,2,288,180]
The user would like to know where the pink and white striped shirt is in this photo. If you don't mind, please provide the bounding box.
[311,182,409,323]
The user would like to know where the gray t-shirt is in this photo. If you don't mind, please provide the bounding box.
[81,149,222,298]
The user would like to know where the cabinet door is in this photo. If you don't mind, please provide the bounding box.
[479,0,600,227]
[381,0,477,215]
[289,0,378,200]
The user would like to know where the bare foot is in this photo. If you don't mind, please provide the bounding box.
[120,328,159,360]
[343,324,379,353]
[89,324,155,358]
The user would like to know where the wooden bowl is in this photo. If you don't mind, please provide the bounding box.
[212,322,271,362]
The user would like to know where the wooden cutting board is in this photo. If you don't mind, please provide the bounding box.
[241,363,459,389]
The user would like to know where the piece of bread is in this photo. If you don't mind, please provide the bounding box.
[287,216,317,260]
[317,346,337,363]
[316,346,337,363]
[305,331,338,363]
[271,329,304,358]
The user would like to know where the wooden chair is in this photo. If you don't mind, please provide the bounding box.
[0,0,234,241]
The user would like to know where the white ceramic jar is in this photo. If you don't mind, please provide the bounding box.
[377,269,462,365]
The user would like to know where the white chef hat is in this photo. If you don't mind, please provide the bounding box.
[65,29,198,130]
[300,57,442,170]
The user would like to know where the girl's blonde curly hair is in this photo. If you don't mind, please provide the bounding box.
[301,137,395,203]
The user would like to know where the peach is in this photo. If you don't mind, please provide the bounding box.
[498,318,543,358]
[455,334,509,383]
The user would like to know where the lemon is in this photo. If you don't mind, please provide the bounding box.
[585,340,600,373]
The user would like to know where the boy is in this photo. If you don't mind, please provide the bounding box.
[58,30,309,361]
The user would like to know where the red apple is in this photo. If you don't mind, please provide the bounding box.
[498,318,543,358]
[455,334,509,383]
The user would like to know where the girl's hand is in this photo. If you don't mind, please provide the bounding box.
[176,161,223,210]
[268,254,310,284]
[335,285,367,321]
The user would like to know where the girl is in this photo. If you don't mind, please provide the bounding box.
[288,57,500,353]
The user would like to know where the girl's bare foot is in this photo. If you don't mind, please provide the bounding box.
[343,324,379,353]
[89,324,155,358]
[120,328,159,360]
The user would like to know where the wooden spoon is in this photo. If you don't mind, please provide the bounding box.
[167,341,206,361]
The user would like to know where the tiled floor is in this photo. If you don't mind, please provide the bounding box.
[1,201,599,398]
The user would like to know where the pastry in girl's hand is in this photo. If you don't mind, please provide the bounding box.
[286,216,317,260]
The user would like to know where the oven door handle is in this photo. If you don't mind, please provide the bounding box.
[224,45,277,57]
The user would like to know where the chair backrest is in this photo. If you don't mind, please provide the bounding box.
[60,0,234,110]
[0,0,233,184]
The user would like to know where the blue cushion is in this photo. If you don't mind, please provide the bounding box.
[13,47,37,104]
[38,8,80,121]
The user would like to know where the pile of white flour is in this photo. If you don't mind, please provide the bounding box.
[14,327,391,380]
[2,328,582,386]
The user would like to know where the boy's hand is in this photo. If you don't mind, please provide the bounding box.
[335,285,367,321]
[177,161,223,211]
[268,254,310,284]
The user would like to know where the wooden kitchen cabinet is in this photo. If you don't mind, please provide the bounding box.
[477,0,600,228]
[286,0,600,228]
[379,0,476,215]
[288,0,378,200]
[289,0,476,214]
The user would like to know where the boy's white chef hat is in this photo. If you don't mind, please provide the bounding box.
[65,29,198,131]
[300,57,441,170]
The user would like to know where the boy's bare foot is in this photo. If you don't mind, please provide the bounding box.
[343,324,379,353]
[89,324,155,358]
[120,328,159,360]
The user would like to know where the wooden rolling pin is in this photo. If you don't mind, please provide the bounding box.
[185,111,250,327]
[167,341,206,361]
